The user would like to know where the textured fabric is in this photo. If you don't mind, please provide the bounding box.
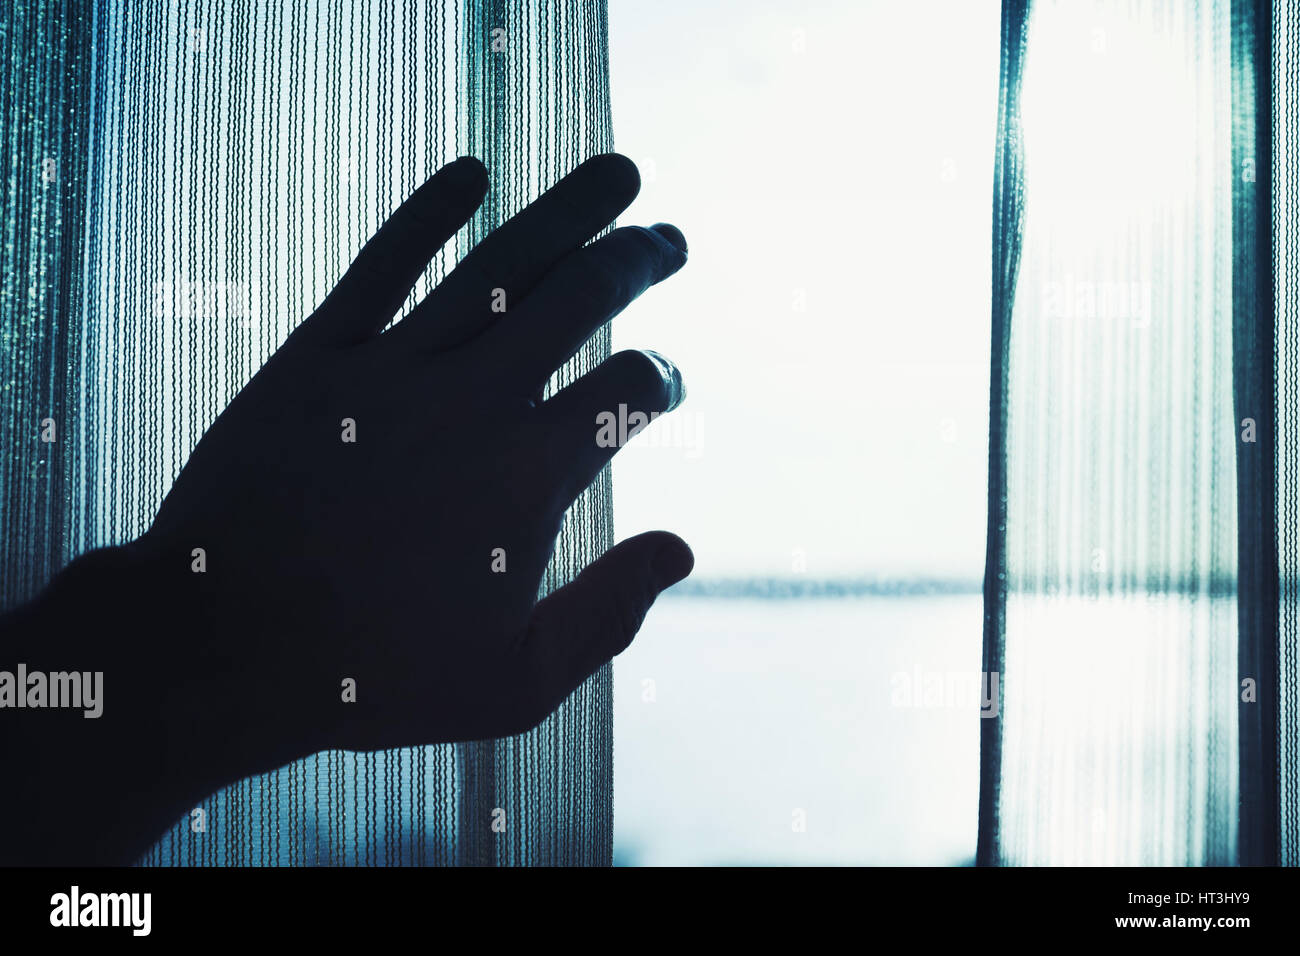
[983,0,1248,865]
[976,0,1029,869]
[1,0,615,866]
[1275,0,1300,869]
[0,0,96,604]
[1233,0,1279,869]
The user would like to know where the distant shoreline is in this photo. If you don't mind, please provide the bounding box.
[663,577,1246,598]
[662,578,981,599]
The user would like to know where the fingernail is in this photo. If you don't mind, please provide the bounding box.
[641,349,686,412]
[651,537,695,589]
[650,222,687,255]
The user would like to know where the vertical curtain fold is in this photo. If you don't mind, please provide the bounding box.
[1274,0,1300,868]
[977,0,1031,869]
[983,0,1300,866]
[981,0,1264,865]
[0,0,97,606]
[1232,0,1279,868]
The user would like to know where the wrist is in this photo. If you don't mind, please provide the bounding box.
[0,541,234,864]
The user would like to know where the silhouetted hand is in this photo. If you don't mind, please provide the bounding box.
[147,150,691,754]
[0,152,693,865]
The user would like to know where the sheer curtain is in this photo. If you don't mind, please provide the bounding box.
[981,0,1295,865]
[1275,0,1300,868]
[1,0,616,866]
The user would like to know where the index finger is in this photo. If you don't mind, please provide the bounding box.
[387,152,642,352]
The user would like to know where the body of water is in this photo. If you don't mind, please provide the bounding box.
[612,593,984,865]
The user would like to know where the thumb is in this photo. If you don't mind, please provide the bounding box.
[510,531,693,732]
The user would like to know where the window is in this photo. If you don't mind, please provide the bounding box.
[607,0,1001,864]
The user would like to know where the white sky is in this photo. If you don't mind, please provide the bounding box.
[607,0,1001,579]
